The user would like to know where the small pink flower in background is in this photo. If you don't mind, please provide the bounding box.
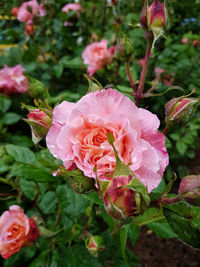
[0,65,28,95]
[46,88,168,193]
[181,38,188,44]
[82,40,115,76]
[62,3,82,26]
[17,0,46,24]
[155,67,174,86]
[138,58,145,67]
[0,206,39,259]
[25,23,34,35]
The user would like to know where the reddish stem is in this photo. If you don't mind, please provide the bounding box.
[162,126,168,135]
[161,195,181,205]
[136,41,152,105]
[125,60,137,95]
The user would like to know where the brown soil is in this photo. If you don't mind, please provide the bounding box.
[133,227,200,267]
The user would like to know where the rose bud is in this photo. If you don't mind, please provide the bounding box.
[0,206,39,259]
[179,175,200,206]
[11,7,19,17]
[182,38,188,45]
[140,0,148,30]
[26,75,47,99]
[24,109,52,143]
[25,23,34,36]
[147,0,166,30]
[85,235,105,257]
[165,97,199,128]
[115,34,134,61]
[98,175,142,221]
[192,40,199,47]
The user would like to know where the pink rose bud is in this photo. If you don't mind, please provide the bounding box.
[0,206,39,259]
[11,7,19,17]
[165,97,199,128]
[0,65,28,95]
[115,33,134,61]
[182,38,188,44]
[179,175,200,206]
[25,109,52,142]
[98,175,141,220]
[147,0,166,29]
[140,0,148,30]
[82,40,115,76]
[85,235,105,257]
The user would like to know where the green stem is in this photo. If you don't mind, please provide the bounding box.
[0,177,13,186]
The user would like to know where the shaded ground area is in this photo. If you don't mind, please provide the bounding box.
[133,227,200,267]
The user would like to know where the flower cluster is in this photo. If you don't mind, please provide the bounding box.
[82,40,115,76]
[0,206,39,259]
[0,65,28,95]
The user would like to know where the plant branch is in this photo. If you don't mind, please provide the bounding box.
[125,60,137,95]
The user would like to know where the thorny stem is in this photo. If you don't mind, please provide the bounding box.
[151,195,181,206]
[136,41,152,105]
[125,60,137,95]
[162,126,169,135]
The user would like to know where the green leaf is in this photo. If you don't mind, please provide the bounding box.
[19,178,36,200]
[39,191,58,215]
[5,144,35,164]
[29,250,50,267]
[83,191,103,205]
[0,112,21,125]
[120,225,129,261]
[164,202,200,248]
[0,94,11,112]
[53,64,63,78]
[135,207,164,226]
[147,220,177,238]
[56,184,90,223]
[8,162,56,182]
[128,222,139,246]
[176,141,187,156]
[62,56,83,69]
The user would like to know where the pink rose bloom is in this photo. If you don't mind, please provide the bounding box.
[82,40,115,76]
[46,88,168,192]
[181,38,188,44]
[17,0,46,24]
[0,206,38,259]
[0,65,28,95]
[62,3,82,26]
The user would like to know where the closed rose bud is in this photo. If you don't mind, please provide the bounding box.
[98,175,141,221]
[182,38,188,44]
[25,109,52,143]
[85,235,105,257]
[11,7,19,17]
[192,40,199,47]
[140,0,148,30]
[115,34,134,61]
[179,175,200,206]
[165,97,199,128]
[147,0,166,29]
[25,24,34,36]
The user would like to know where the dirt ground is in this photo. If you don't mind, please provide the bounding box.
[133,226,200,267]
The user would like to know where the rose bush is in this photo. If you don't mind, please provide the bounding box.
[47,88,168,193]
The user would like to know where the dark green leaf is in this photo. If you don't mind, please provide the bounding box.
[0,112,21,125]
[5,144,35,164]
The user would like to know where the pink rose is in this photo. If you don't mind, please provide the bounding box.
[46,88,168,192]
[155,67,174,86]
[0,65,28,95]
[17,0,46,24]
[82,40,115,76]
[181,38,188,44]
[62,3,82,26]
[0,206,38,259]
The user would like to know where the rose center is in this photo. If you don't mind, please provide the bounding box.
[7,223,26,240]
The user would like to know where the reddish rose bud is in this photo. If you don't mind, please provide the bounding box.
[192,40,199,47]
[98,175,141,221]
[85,235,105,257]
[179,175,200,206]
[182,38,188,44]
[147,0,166,29]
[165,97,199,128]
[28,218,39,242]
[25,24,34,36]
[140,0,148,30]
[11,7,19,17]
[25,109,52,143]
